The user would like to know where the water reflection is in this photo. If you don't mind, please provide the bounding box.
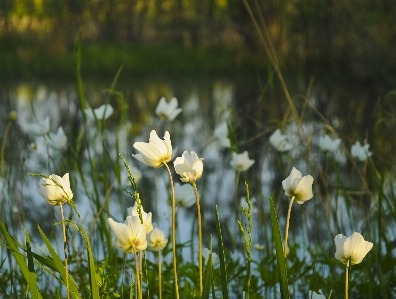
[1,76,395,261]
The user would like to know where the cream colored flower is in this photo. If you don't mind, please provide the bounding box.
[269,129,293,152]
[155,97,182,121]
[202,247,218,267]
[174,183,196,208]
[29,116,50,136]
[133,130,172,168]
[308,290,326,299]
[230,151,254,172]
[127,202,153,233]
[84,104,113,121]
[351,141,372,161]
[46,127,67,150]
[147,223,168,251]
[254,244,264,251]
[282,167,314,204]
[38,173,73,206]
[173,151,203,182]
[319,135,341,153]
[334,232,373,266]
[108,216,147,253]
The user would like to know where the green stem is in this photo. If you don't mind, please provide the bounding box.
[59,204,70,299]
[158,246,162,299]
[134,250,142,299]
[284,196,295,258]
[163,162,180,299]
[345,263,350,299]
[0,120,12,179]
[192,181,203,294]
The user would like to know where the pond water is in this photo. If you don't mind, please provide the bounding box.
[1,74,395,263]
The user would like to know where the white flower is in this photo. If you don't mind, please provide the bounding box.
[173,151,204,183]
[46,127,67,150]
[29,116,50,136]
[84,104,113,121]
[214,122,230,148]
[127,202,153,233]
[155,97,182,121]
[108,216,147,253]
[351,141,372,161]
[269,129,293,152]
[38,173,73,206]
[174,183,196,208]
[147,223,168,251]
[230,151,254,172]
[202,247,218,267]
[308,289,326,299]
[254,244,264,251]
[334,232,373,266]
[318,135,341,153]
[133,130,172,168]
[282,167,314,204]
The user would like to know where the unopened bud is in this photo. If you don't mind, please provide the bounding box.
[9,111,17,121]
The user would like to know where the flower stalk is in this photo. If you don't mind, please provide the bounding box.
[134,250,142,299]
[59,204,70,299]
[158,246,162,299]
[284,196,295,258]
[163,162,179,299]
[192,181,203,294]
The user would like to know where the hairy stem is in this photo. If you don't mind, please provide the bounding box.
[192,181,203,294]
[163,162,179,299]
[59,204,70,299]
[284,196,295,258]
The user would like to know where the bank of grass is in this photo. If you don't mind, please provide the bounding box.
[0,41,264,81]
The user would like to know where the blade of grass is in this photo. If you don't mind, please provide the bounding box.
[26,229,39,299]
[202,237,213,299]
[215,206,229,299]
[38,226,82,299]
[269,196,289,299]
[0,222,43,299]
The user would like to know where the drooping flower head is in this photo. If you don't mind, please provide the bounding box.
[174,183,196,208]
[84,104,113,121]
[155,97,182,121]
[127,202,153,233]
[269,129,293,152]
[147,223,168,251]
[334,232,373,266]
[38,173,73,206]
[318,135,341,153]
[133,130,172,168]
[230,151,255,172]
[351,141,372,161]
[173,151,203,183]
[282,167,314,204]
[108,216,147,254]
[29,116,50,136]
[46,126,67,150]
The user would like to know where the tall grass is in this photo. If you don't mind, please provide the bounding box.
[1,10,396,299]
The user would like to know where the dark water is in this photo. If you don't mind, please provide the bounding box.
[0,74,395,255]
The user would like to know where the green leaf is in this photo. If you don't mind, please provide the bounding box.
[202,237,213,299]
[38,225,82,299]
[215,206,229,299]
[0,222,43,299]
[26,229,39,299]
[269,196,289,299]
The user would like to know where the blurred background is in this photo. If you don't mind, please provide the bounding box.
[1,0,396,254]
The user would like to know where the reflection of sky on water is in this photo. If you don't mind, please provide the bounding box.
[2,79,390,281]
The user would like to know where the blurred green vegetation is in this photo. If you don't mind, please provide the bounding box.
[0,0,395,82]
